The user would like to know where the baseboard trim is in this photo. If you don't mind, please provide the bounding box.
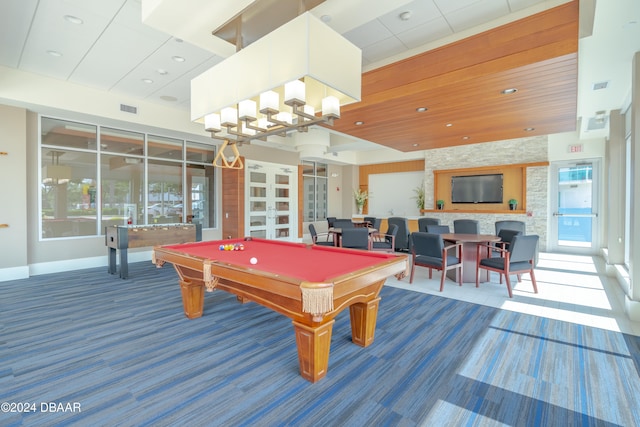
[27,251,153,277]
[0,266,30,282]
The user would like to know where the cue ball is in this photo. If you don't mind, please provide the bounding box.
[250,257,258,265]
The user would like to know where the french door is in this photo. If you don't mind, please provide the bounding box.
[245,160,297,240]
[549,160,600,254]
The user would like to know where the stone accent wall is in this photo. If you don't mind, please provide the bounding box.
[421,136,549,250]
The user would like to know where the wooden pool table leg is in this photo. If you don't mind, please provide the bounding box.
[292,320,335,383]
[179,279,205,319]
[349,297,381,347]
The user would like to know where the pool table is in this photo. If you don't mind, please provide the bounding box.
[152,237,408,382]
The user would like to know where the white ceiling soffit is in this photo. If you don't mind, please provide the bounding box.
[141,0,256,57]
[140,0,412,58]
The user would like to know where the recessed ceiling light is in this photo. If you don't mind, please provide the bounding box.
[416,107,428,112]
[524,127,535,131]
[320,15,332,23]
[501,88,518,94]
[462,136,470,140]
[399,11,412,21]
[157,69,168,75]
[354,121,364,125]
[446,123,453,127]
[64,15,83,25]
[412,143,419,147]
[47,50,63,57]
[142,78,154,84]
[175,38,183,43]
[160,95,177,102]
[172,56,185,62]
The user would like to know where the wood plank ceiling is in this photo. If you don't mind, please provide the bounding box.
[329,1,579,152]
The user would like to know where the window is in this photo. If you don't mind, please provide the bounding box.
[302,161,327,221]
[40,116,216,239]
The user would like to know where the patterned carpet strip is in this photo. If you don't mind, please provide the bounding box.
[1,262,639,426]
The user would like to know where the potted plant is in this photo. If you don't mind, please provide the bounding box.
[413,184,425,210]
[508,198,518,210]
[436,199,445,210]
[353,188,368,214]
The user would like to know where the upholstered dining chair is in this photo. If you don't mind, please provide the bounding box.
[495,220,526,235]
[332,218,355,229]
[339,228,371,250]
[409,232,463,291]
[387,217,410,251]
[418,217,440,232]
[371,224,398,252]
[326,217,337,228]
[309,224,334,246]
[453,219,480,234]
[475,234,539,298]
[426,224,450,234]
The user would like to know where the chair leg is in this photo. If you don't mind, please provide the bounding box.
[530,268,538,293]
[429,268,433,279]
[475,267,480,288]
[409,264,415,284]
[439,270,446,292]
[504,272,514,298]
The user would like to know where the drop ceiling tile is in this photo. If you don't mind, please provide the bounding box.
[395,17,453,50]
[362,36,407,64]
[433,0,486,15]
[443,0,510,33]
[377,0,442,34]
[343,20,394,49]
[507,0,547,13]
[70,21,168,89]
[18,0,116,79]
[0,0,38,67]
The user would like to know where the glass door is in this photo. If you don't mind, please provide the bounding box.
[245,161,296,240]
[549,160,600,254]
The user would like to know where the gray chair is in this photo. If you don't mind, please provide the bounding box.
[332,219,354,229]
[309,224,333,246]
[495,220,526,235]
[418,217,440,232]
[326,217,337,228]
[476,234,539,298]
[387,217,410,252]
[340,228,371,250]
[409,232,463,291]
[495,228,523,254]
[454,219,480,234]
[426,224,450,234]
[371,224,398,252]
[494,220,537,266]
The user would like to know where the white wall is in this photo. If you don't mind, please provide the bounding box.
[368,171,424,217]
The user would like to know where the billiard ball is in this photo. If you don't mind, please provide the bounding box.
[250,257,258,265]
[219,245,225,251]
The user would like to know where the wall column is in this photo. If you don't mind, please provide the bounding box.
[606,109,625,264]
[627,52,640,319]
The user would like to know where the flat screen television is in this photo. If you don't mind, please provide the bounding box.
[451,174,503,204]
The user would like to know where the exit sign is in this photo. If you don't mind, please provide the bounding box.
[569,144,584,153]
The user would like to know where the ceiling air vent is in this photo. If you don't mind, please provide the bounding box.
[120,104,138,114]
[592,81,608,91]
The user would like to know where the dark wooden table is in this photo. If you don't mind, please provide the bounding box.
[440,233,501,283]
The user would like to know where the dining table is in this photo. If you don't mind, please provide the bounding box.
[440,233,501,283]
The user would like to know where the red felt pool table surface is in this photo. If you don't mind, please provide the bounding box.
[160,238,398,283]
[152,237,408,382]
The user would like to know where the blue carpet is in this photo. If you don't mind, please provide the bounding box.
[1,262,639,426]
